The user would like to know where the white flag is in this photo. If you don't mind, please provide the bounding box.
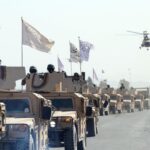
[93,68,98,81]
[69,42,80,63]
[57,57,64,72]
[79,39,93,61]
[22,19,54,53]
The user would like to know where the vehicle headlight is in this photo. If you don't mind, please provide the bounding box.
[50,121,56,128]
[9,124,28,132]
[7,124,29,138]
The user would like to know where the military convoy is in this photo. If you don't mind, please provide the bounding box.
[0,64,150,150]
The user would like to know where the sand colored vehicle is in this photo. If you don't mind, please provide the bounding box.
[109,94,123,114]
[144,98,150,109]
[41,92,87,150]
[0,103,6,139]
[135,87,150,109]
[0,91,52,150]
[122,94,135,113]
[134,94,144,111]
[23,65,87,150]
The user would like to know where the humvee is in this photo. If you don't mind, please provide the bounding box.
[22,65,88,150]
[0,91,52,150]
[41,92,87,150]
[122,94,135,113]
[135,87,150,109]
[109,94,123,114]
[135,94,144,111]
[0,103,6,139]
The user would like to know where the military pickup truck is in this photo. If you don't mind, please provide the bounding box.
[0,91,52,150]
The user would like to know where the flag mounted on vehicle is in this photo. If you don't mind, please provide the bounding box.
[22,19,54,53]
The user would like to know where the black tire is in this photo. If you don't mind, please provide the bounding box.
[118,110,121,114]
[127,106,131,113]
[112,107,116,114]
[99,108,103,116]
[86,118,96,137]
[64,125,77,150]
[131,109,134,112]
[77,136,86,150]
[105,111,109,116]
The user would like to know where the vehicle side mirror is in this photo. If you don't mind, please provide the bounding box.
[86,106,92,116]
[42,106,52,120]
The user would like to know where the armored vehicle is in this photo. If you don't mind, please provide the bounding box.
[22,65,87,150]
[135,87,150,109]
[41,92,87,150]
[122,94,135,113]
[83,93,99,137]
[0,103,6,139]
[109,94,123,114]
[134,94,144,111]
[0,91,52,150]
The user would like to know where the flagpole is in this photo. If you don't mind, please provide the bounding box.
[78,36,82,74]
[70,60,72,75]
[21,17,23,66]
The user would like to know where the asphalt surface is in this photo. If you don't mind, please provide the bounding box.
[50,109,150,150]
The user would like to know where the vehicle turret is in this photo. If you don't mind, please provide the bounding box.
[23,64,86,93]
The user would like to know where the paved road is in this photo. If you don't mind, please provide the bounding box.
[50,110,150,150]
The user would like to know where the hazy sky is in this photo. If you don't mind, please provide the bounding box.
[0,0,150,87]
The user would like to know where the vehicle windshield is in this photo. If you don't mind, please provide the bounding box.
[51,98,73,111]
[110,95,117,100]
[0,99,30,114]
[89,99,94,105]
[123,96,131,100]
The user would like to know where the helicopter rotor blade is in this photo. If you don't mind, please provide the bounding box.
[127,30,143,35]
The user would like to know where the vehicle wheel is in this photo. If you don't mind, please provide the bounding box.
[64,125,77,150]
[99,108,103,116]
[105,111,109,116]
[139,105,142,111]
[118,110,121,114]
[127,107,131,113]
[77,134,86,150]
[86,118,96,137]
[112,107,116,114]
[131,109,134,112]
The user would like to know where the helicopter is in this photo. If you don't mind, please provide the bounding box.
[127,30,150,50]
